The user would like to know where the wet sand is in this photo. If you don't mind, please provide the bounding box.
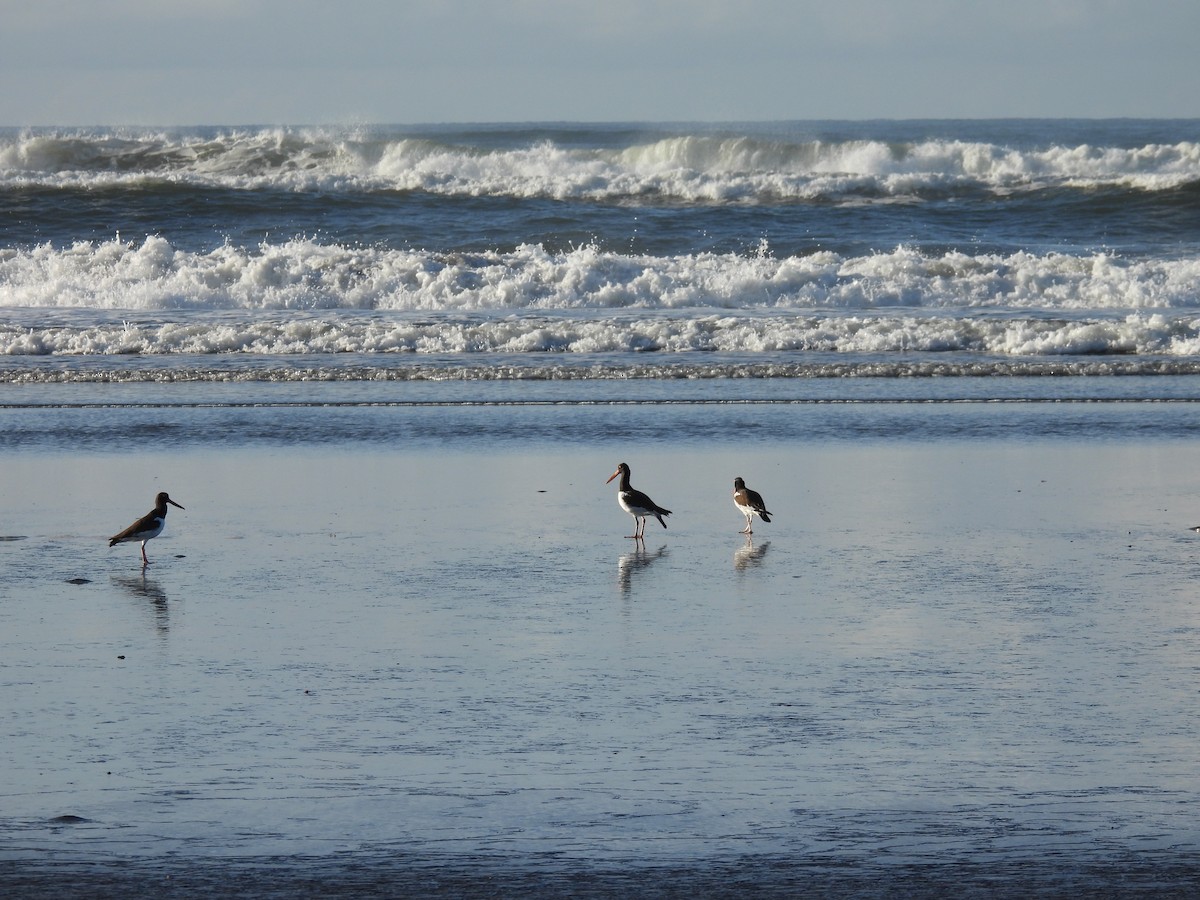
[4,440,1200,894]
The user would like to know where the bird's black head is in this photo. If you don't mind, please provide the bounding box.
[607,462,630,484]
[156,492,185,510]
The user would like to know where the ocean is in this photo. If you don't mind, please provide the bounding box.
[4,120,1200,896]
[2,120,1200,392]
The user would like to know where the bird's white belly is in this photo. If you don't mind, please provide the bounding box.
[132,520,165,541]
[618,492,650,517]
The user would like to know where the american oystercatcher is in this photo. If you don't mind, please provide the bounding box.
[606,462,672,540]
[109,492,185,566]
[733,477,772,534]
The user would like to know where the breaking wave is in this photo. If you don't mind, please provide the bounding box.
[2,126,1198,200]
[2,237,1198,313]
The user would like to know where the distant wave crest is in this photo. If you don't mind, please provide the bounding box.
[2,127,1198,200]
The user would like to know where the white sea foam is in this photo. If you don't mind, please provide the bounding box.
[2,128,1197,199]
[1,236,1198,315]
[5,305,1200,361]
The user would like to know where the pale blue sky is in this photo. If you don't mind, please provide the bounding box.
[2,0,1197,125]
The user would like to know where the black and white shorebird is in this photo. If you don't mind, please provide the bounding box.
[733,477,772,534]
[606,462,672,540]
[109,491,184,566]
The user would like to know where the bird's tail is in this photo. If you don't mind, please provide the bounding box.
[759,512,771,523]
[655,507,672,527]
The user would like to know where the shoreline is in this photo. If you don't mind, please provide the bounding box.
[6,853,1200,898]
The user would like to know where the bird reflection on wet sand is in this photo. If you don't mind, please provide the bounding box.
[617,544,668,595]
[734,538,770,572]
[112,572,170,634]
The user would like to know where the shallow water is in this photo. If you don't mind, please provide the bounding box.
[4,399,1200,893]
